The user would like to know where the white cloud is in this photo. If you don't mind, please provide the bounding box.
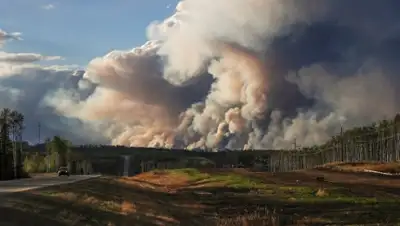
[42,4,55,10]
[0,52,64,64]
[0,25,103,144]
[0,29,22,48]
[0,61,79,78]
[0,53,105,144]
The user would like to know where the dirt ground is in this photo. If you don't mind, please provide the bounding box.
[318,161,400,174]
[1,167,400,226]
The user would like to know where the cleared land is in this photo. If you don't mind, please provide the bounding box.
[1,166,400,226]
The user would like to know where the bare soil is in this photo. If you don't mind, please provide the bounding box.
[319,161,400,174]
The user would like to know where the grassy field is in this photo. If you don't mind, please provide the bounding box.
[1,166,400,225]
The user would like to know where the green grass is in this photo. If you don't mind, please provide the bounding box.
[271,185,393,204]
[162,168,399,205]
[169,168,210,181]
[167,168,266,189]
[210,174,266,189]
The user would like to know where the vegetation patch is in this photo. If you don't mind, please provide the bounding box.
[2,169,400,225]
[143,168,397,206]
[159,168,268,191]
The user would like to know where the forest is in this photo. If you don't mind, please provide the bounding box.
[0,108,25,180]
[22,136,72,174]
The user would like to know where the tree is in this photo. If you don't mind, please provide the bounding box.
[10,110,18,179]
[0,108,13,180]
[13,112,24,178]
[395,114,400,129]
[0,109,25,180]
[45,138,52,172]
[23,152,47,173]
[47,136,71,168]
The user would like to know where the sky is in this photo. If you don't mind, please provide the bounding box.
[0,0,177,66]
[0,0,178,144]
[0,0,400,149]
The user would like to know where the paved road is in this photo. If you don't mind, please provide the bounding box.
[0,174,100,194]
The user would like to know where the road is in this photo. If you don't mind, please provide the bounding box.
[0,174,100,194]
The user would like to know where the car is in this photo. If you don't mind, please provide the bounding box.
[58,166,70,176]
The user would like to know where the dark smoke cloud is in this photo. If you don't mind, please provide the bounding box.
[1,0,400,149]
[0,64,107,144]
[48,0,400,149]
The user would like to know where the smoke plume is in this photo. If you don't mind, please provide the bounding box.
[4,0,400,149]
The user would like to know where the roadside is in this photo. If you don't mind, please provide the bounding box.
[0,174,100,194]
[29,173,58,177]
[0,167,400,225]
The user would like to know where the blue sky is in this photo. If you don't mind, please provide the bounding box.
[0,0,177,66]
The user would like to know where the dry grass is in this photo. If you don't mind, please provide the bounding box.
[2,167,400,225]
[118,170,192,193]
[216,208,280,226]
[315,188,328,197]
[120,200,136,215]
[319,161,400,174]
[39,191,122,213]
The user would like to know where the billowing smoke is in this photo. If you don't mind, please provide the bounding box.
[3,0,400,149]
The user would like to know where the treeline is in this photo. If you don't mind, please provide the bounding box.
[23,136,71,173]
[4,107,399,178]
[23,152,55,173]
[188,114,400,168]
[0,107,73,179]
[301,113,400,153]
